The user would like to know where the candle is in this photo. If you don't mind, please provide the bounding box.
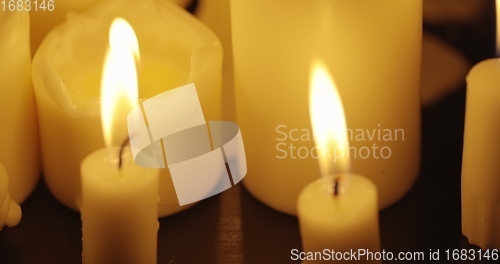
[0,7,40,203]
[196,0,235,121]
[298,62,380,263]
[32,0,222,216]
[81,148,160,263]
[0,163,22,231]
[298,175,380,263]
[231,0,422,215]
[81,18,159,263]
[29,0,192,55]
[462,1,500,250]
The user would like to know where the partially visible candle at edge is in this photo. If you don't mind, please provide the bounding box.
[0,4,40,203]
[461,0,500,250]
[462,58,500,250]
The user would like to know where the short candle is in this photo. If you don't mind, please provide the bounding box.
[80,18,160,264]
[297,61,380,263]
[298,175,380,263]
[81,147,160,264]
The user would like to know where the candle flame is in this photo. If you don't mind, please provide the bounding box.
[101,18,140,148]
[497,0,500,56]
[309,60,350,178]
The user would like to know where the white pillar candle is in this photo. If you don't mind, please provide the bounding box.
[462,58,500,250]
[0,5,40,203]
[297,62,380,263]
[231,0,422,215]
[461,0,500,250]
[32,0,222,216]
[0,163,22,231]
[81,147,160,264]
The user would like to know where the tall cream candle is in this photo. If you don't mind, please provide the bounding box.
[462,1,500,250]
[0,7,40,203]
[231,0,422,215]
[462,58,500,250]
[32,0,222,216]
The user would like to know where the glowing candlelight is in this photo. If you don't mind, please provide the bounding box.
[31,0,223,216]
[309,60,350,193]
[101,18,140,148]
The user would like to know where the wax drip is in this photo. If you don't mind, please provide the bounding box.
[118,137,130,170]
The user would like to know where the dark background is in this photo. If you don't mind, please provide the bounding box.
[1,1,499,263]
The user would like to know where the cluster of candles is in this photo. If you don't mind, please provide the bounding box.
[0,0,499,263]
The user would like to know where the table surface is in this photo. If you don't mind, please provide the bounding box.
[1,3,499,264]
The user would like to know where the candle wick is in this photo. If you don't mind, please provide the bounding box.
[333,177,340,197]
[186,0,200,14]
[118,137,130,170]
